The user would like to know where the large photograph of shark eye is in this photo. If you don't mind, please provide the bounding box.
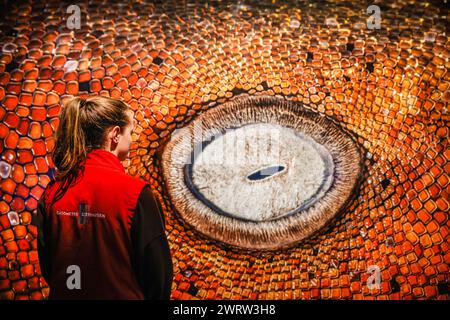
[162,95,364,250]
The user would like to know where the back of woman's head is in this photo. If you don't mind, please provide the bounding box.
[52,96,131,186]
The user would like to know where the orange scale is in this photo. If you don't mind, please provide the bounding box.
[24,68,38,80]
[66,81,79,95]
[90,79,102,92]
[22,80,37,93]
[433,212,447,225]
[81,48,92,61]
[51,68,65,81]
[51,55,66,68]
[128,100,140,111]
[114,56,126,66]
[25,198,38,211]
[435,198,449,212]
[127,53,138,65]
[106,63,118,76]
[116,78,129,90]
[423,200,437,213]
[45,92,59,106]
[16,119,30,137]
[62,71,78,82]
[20,59,36,71]
[17,150,34,165]
[11,197,25,212]
[30,37,43,47]
[45,154,55,168]
[0,203,9,217]
[34,157,48,174]
[410,198,423,211]
[47,105,61,118]
[413,221,427,235]
[92,67,106,79]
[29,279,42,294]
[1,149,16,164]
[38,66,52,80]
[30,185,44,200]
[0,72,10,85]
[15,106,29,118]
[428,184,441,199]
[78,70,91,82]
[130,86,141,99]
[56,45,71,56]
[418,190,430,202]
[417,209,432,224]
[3,95,18,110]
[443,149,450,161]
[90,56,102,69]
[28,251,39,264]
[49,118,59,132]
[18,137,33,150]
[5,240,18,253]
[19,92,33,106]
[111,72,122,83]
[437,262,449,273]
[110,87,121,99]
[11,165,25,184]
[32,92,46,107]
[41,122,54,138]
[11,281,28,296]
[424,266,437,277]
[0,214,10,228]
[10,69,24,82]
[24,162,37,175]
[24,175,38,188]
[30,107,47,122]
[0,53,12,65]
[31,140,47,156]
[102,53,113,65]
[1,178,17,195]
[121,89,132,101]
[52,80,66,95]
[424,286,437,298]
[128,72,138,86]
[38,175,51,187]
[20,264,35,279]
[102,77,114,89]
[37,55,52,67]
[99,90,110,97]
[28,122,42,140]
[429,255,443,267]
[5,131,19,149]
[37,79,53,92]
[137,66,148,78]
[17,252,29,265]
[4,112,19,129]
[419,234,433,248]
[67,48,80,59]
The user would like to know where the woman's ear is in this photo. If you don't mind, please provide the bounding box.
[108,125,122,144]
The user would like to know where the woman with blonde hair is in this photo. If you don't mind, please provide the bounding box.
[32,96,173,300]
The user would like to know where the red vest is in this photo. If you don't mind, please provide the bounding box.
[41,149,148,299]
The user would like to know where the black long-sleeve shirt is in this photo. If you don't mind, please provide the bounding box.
[130,186,173,300]
[33,185,173,300]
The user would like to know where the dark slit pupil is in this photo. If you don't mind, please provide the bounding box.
[247,165,285,181]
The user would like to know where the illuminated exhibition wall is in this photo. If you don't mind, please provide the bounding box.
[0,0,448,300]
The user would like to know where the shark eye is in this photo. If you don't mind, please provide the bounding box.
[161,95,363,250]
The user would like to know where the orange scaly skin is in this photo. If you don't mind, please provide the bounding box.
[0,1,448,300]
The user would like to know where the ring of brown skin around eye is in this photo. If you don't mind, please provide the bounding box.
[162,95,363,250]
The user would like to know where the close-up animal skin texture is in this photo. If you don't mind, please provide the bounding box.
[0,0,449,300]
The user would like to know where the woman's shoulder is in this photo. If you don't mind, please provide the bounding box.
[112,171,149,192]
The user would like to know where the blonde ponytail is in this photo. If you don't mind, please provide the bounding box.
[53,97,88,181]
[49,96,131,206]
